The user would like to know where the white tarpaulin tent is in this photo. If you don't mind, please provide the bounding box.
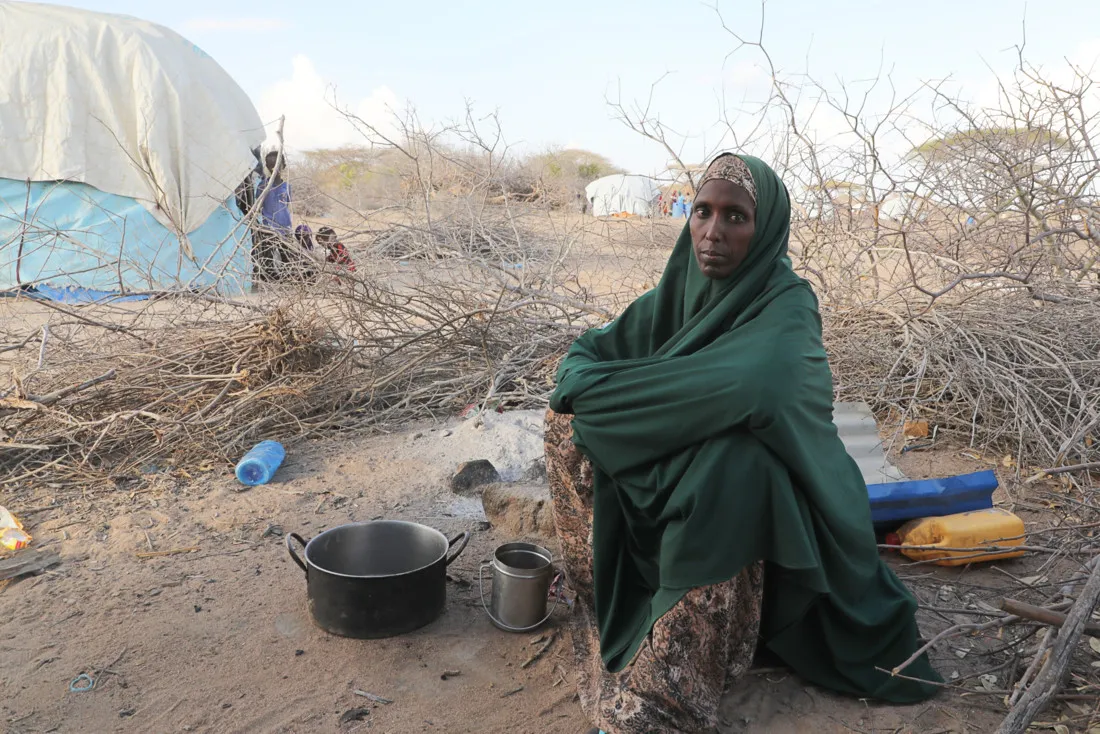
[0,2,267,293]
[0,2,264,235]
[585,175,660,217]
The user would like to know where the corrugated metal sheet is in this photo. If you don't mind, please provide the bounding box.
[834,401,907,485]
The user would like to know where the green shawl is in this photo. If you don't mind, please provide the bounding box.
[549,155,940,702]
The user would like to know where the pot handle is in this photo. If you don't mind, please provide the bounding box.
[445,532,471,566]
[286,532,309,574]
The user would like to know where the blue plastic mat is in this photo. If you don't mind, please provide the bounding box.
[868,470,999,526]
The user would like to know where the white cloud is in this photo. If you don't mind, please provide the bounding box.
[1070,39,1100,69]
[694,59,769,99]
[726,59,767,88]
[257,55,401,152]
[183,17,292,33]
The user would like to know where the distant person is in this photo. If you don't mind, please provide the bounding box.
[671,190,684,218]
[676,192,689,219]
[294,223,315,250]
[236,149,264,286]
[318,227,356,273]
[235,146,262,220]
[253,150,293,285]
[291,224,323,282]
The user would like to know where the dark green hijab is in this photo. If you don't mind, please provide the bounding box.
[550,155,940,701]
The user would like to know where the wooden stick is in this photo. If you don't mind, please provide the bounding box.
[521,630,559,669]
[1008,628,1052,707]
[995,557,1100,734]
[353,690,392,704]
[18,504,60,514]
[97,647,127,677]
[881,542,1077,555]
[0,550,61,581]
[135,547,200,559]
[0,331,40,355]
[21,298,152,344]
[1035,461,1100,476]
[892,614,1022,675]
[1001,598,1100,634]
[26,370,117,407]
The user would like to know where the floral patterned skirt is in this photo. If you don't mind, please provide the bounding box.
[545,410,765,734]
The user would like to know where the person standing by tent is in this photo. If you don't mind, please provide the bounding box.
[235,146,262,222]
[253,150,293,285]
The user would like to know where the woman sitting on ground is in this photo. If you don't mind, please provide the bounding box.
[546,153,941,734]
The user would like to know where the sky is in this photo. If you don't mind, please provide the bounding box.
[31,0,1100,174]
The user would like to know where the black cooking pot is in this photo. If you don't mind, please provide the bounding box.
[286,520,470,639]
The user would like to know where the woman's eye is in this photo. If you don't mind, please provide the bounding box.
[729,212,745,223]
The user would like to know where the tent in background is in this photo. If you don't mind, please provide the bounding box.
[0,3,266,295]
[585,175,661,217]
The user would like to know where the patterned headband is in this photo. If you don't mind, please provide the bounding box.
[696,154,756,204]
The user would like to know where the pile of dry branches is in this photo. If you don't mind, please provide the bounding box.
[368,209,548,263]
[826,297,1100,472]
[0,272,590,489]
[821,291,1100,729]
[8,261,1100,497]
[1,310,348,487]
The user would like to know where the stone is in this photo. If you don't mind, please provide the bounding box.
[450,460,501,495]
[520,457,547,483]
[481,483,555,538]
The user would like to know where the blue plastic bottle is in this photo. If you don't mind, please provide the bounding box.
[235,440,286,486]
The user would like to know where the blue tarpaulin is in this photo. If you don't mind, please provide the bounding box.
[0,284,153,304]
[868,470,999,526]
[1,178,251,293]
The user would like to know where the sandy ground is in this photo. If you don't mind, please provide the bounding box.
[1,416,585,734]
[0,407,1027,734]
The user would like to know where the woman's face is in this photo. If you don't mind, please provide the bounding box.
[689,179,756,279]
